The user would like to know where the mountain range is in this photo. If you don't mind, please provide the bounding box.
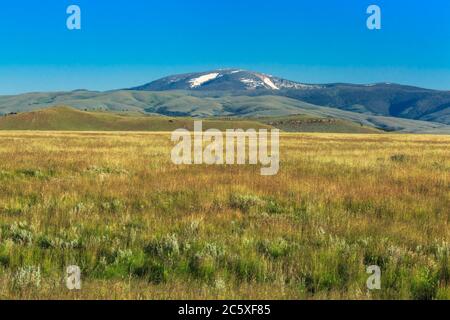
[1,69,449,133]
[130,69,450,125]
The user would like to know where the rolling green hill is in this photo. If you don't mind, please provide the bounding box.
[0,106,390,134]
[0,106,273,131]
[1,90,449,133]
[259,115,382,133]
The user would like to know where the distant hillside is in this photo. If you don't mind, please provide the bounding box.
[1,91,449,133]
[281,83,450,125]
[259,115,382,134]
[0,106,272,131]
[0,106,392,134]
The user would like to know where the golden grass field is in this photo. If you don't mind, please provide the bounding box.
[0,131,449,300]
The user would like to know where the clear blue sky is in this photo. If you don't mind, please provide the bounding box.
[0,0,449,94]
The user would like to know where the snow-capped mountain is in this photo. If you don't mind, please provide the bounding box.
[130,69,322,91]
[124,69,450,125]
[0,68,449,129]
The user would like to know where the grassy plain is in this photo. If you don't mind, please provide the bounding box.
[0,131,448,299]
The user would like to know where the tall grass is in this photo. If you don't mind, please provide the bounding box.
[0,131,448,299]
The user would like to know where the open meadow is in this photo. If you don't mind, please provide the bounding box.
[0,131,449,299]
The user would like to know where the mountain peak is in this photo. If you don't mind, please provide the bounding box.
[130,69,321,92]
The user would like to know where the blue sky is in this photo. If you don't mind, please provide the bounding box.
[0,0,449,94]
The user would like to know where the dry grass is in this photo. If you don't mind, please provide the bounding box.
[0,131,449,300]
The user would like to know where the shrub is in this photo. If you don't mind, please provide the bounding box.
[390,154,410,163]
[435,241,450,286]
[148,261,169,284]
[37,235,54,249]
[0,243,11,267]
[411,268,439,300]
[72,202,93,214]
[11,266,42,292]
[189,253,216,281]
[8,222,34,245]
[145,234,180,258]
[257,238,290,259]
[87,166,128,175]
[264,199,285,215]
[103,249,145,279]
[37,233,82,250]
[184,219,202,236]
[203,243,226,259]
[230,255,267,282]
[229,194,264,212]
[363,246,390,269]
[16,169,48,179]
[100,198,124,214]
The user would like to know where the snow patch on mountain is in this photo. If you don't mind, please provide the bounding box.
[262,77,279,90]
[189,73,220,88]
[240,75,281,90]
[274,80,323,90]
[240,78,259,90]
